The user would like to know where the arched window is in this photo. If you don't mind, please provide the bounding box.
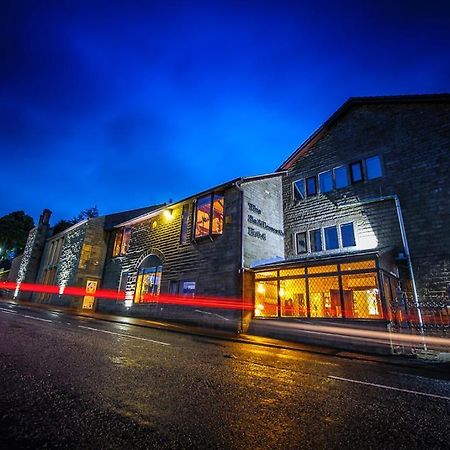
[134,255,163,303]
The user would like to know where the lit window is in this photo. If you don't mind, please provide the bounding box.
[194,194,224,238]
[324,226,339,250]
[365,155,382,179]
[349,161,364,183]
[334,166,349,189]
[309,229,322,252]
[179,280,196,296]
[319,171,333,193]
[295,232,307,254]
[341,223,356,247]
[293,179,305,201]
[306,176,317,196]
[113,227,131,257]
[180,204,190,244]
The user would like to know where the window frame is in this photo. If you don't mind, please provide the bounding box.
[112,227,132,257]
[306,176,318,197]
[365,155,383,180]
[193,193,224,240]
[295,231,308,254]
[324,225,339,250]
[340,222,357,248]
[292,179,305,201]
[334,165,349,189]
[318,170,333,193]
[309,228,322,252]
[349,161,364,184]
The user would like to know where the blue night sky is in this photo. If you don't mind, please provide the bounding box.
[1,0,449,224]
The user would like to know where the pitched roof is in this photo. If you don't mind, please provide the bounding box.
[277,93,450,171]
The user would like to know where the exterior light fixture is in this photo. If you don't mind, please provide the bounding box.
[163,209,173,220]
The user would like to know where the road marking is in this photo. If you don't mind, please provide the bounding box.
[328,375,450,401]
[23,315,53,323]
[78,325,171,346]
[0,309,17,314]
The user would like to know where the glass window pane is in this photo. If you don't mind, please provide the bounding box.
[308,276,342,318]
[280,278,307,317]
[306,176,317,196]
[350,161,363,183]
[341,273,383,319]
[293,180,305,201]
[195,196,211,238]
[180,204,190,244]
[296,232,307,254]
[319,171,333,193]
[121,228,131,255]
[334,166,349,189]
[309,229,322,252]
[341,223,356,247]
[212,194,224,234]
[255,280,278,317]
[255,271,278,280]
[280,267,305,276]
[308,264,338,274]
[324,226,339,250]
[113,231,122,257]
[340,260,376,271]
[366,155,382,179]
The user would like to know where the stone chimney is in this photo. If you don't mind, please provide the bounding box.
[39,208,52,225]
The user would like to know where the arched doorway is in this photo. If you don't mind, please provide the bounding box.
[134,254,163,303]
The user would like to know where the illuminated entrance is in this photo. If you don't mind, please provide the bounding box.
[134,255,163,303]
[254,258,398,320]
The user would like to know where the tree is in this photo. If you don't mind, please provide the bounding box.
[52,206,99,236]
[0,211,35,259]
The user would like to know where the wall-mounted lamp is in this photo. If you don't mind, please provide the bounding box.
[163,209,173,220]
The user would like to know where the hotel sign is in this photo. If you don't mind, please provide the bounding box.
[247,202,284,241]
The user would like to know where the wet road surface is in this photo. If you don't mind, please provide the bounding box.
[0,303,449,449]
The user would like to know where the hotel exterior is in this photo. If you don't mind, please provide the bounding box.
[13,94,450,332]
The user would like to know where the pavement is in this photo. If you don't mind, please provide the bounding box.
[1,297,449,374]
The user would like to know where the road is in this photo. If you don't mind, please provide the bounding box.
[0,303,449,449]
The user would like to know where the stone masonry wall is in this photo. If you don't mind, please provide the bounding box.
[283,101,450,303]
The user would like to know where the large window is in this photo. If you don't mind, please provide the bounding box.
[341,223,356,247]
[113,228,131,257]
[306,176,317,196]
[324,226,339,250]
[319,170,333,193]
[365,155,383,179]
[349,161,364,183]
[134,255,163,303]
[309,229,322,252]
[194,194,224,238]
[334,166,349,189]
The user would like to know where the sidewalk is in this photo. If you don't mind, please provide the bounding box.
[1,297,449,374]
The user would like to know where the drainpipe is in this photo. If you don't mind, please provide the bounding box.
[339,195,424,329]
[234,179,246,332]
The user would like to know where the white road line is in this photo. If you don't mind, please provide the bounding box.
[328,375,450,401]
[0,309,17,314]
[78,325,171,346]
[23,315,53,323]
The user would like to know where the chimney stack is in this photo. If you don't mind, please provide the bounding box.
[39,208,52,225]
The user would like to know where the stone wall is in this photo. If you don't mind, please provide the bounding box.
[283,100,450,303]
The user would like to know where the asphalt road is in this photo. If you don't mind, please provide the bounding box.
[0,303,449,450]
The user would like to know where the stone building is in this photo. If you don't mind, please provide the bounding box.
[251,94,450,323]
[99,174,284,331]
[10,94,450,331]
